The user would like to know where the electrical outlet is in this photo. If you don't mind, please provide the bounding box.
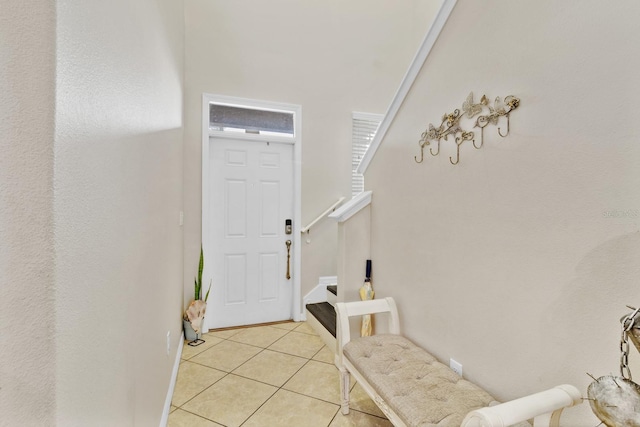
[166,331,171,355]
[449,358,462,377]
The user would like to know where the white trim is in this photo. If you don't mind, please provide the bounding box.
[329,191,372,223]
[356,0,458,175]
[318,275,338,286]
[302,276,338,307]
[292,102,303,321]
[301,282,327,309]
[305,306,337,353]
[208,129,295,145]
[201,94,303,325]
[159,331,184,427]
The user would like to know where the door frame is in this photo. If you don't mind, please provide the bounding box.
[201,93,302,328]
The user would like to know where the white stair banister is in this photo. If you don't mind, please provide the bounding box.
[301,197,345,234]
[328,191,372,223]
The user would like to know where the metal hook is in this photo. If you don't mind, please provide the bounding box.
[449,138,463,165]
[430,140,441,156]
[498,114,510,137]
[473,127,484,149]
[450,132,472,165]
[449,143,460,165]
[414,143,425,163]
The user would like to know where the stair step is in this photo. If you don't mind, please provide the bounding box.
[305,302,336,337]
[327,285,337,296]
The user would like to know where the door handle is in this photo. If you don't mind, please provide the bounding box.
[285,240,292,280]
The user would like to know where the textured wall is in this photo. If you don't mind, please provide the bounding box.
[55,0,184,424]
[0,1,57,425]
[183,0,440,314]
[365,1,640,425]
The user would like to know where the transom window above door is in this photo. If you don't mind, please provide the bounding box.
[209,103,295,138]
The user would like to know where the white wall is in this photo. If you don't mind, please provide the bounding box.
[183,0,440,312]
[55,0,184,424]
[0,1,57,425]
[365,1,640,425]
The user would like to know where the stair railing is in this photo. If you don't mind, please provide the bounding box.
[301,197,346,234]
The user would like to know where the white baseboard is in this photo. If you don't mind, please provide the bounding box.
[303,276,337,306]
[303,283,327,306]
[301,276,338,321]
[319,275,338,286]
[159,331,184,427]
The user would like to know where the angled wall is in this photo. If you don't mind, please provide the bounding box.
[54,0,185,424]
[0,1,57,425]
[365,1,640,425]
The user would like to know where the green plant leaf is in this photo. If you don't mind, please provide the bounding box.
[204,279,212,303]
[195,245,204,300]
[198,246,204,282]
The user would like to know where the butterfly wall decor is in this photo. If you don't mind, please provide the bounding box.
[415,92,520,165]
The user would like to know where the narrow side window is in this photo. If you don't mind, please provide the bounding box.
[352,112,382,197]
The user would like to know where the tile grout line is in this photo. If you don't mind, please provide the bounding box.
[174,407,227,427]
[236,325,307,427]
[175,332,246,416]
[190,325,321,358]
[237,328,337,427]
[176,323,306,426]
[172,322,389,427]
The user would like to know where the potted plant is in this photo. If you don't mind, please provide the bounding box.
[183,246,211,344]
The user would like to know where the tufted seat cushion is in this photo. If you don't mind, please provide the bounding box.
[344,334,496,427]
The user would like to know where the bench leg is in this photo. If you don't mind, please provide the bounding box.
[339,367,350,415]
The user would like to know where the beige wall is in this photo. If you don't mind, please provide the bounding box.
[365,1,640,425]
[0,1,57,425]
[337,205,371,305]
[183,0,440,313]
[54,0,184,425]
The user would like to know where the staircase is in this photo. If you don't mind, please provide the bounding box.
[305,285,337,337]
[305,193,373,355]
[304,281,337,351]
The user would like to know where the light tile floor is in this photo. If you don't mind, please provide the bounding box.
[169,322,392,427]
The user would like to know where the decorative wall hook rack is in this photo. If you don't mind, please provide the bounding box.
[415,92,520,165]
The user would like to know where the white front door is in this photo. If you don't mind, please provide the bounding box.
[205,137,294,329]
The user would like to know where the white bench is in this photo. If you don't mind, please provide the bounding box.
[336,298,582,427]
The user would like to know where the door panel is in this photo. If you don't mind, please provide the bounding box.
[260,181,280,237]
[259,253,279,302]
[224,254,247,305]
[225,180,247,237]
[207,137,294,328]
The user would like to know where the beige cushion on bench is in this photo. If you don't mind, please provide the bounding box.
[344,334,496,427]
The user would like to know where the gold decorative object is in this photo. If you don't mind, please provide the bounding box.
[415,92,520,165]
